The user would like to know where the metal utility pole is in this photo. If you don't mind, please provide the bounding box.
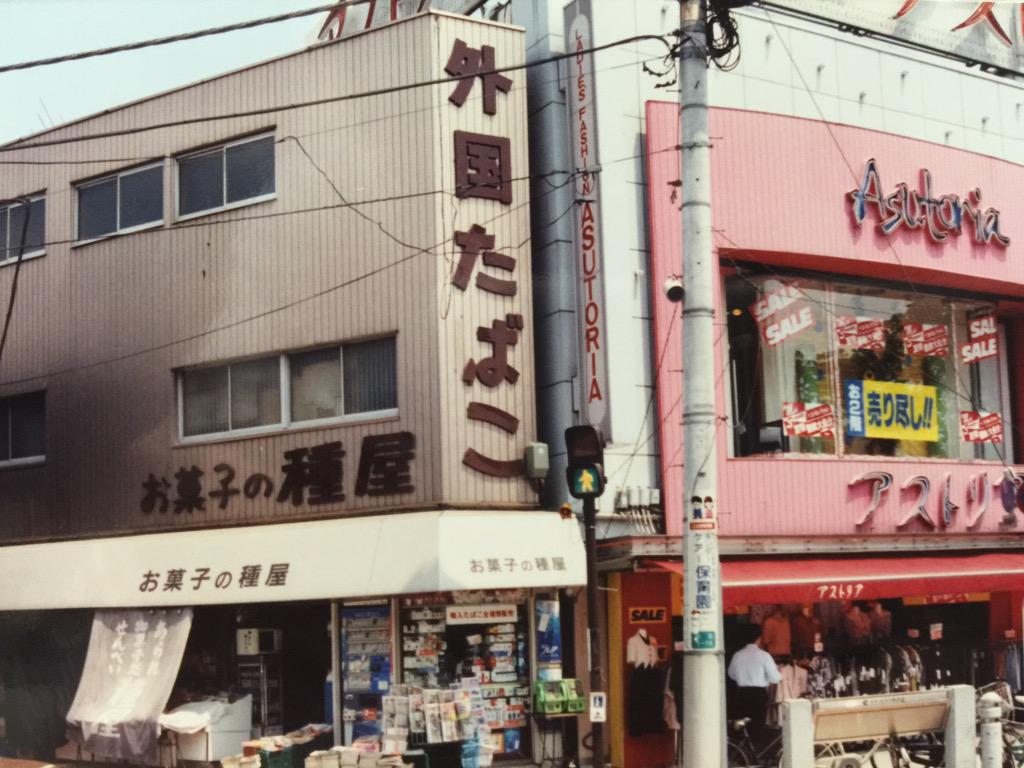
[679,2,725,768]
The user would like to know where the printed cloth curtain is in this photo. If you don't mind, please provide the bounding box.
[66,608,192,763]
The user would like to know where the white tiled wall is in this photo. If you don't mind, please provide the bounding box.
[702,7,1024,164]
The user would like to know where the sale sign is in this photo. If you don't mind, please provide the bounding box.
[782,402,835,438]
[959,411,1003,443]
[836,316,885,351]
[903,323,948,357]
[845,380,938,442]
[960,314,998,364]
[750,284,816,347]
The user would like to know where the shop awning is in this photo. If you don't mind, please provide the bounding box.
[0,510,586,610]
[646,552,1024,606]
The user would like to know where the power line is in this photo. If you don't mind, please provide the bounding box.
[0,2,354,75]
[0,47,674,167]
[0,33,673,153]
[0,143,605,386]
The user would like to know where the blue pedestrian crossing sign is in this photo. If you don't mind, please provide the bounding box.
[567,465,603,499]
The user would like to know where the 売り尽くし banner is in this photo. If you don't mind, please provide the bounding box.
[845,380,939,442]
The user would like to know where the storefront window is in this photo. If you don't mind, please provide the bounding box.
[726,272,1011,462]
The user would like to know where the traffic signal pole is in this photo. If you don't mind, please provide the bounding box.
[582,494,605,768]
[679,2,726,768]
[563,426,606,768]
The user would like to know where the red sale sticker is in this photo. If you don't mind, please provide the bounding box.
[959,411,1003,443]
[836,316,886,352]
[782,402,835,439]
[903,323,948,357]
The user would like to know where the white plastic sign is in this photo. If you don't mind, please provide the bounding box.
[590,692,607,723]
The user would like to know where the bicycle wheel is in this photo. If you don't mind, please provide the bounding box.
[727,740,751,767]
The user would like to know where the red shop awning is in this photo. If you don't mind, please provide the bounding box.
[646,552,1024,606]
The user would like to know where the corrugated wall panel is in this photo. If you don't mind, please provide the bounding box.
[0,13,531,543]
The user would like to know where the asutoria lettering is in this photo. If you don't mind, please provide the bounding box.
[849,158,1009,247]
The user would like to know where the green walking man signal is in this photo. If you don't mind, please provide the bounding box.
[564,425,605,499]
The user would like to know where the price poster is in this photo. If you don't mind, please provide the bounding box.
[782,402,835,438]
[903,323,948,357]
[959,411,1003,443]
[836,316,886,351]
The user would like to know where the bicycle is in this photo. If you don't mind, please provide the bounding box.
[726,718,782,768]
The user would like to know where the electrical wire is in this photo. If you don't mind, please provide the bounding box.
[0,47,675,166]
[757,8,1018,469]
[716,231,1017,469]
[0,33,674,153]
[0,2,356,75]
[0,143,685,387]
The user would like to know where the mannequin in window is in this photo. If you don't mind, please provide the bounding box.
[626,628,664,737]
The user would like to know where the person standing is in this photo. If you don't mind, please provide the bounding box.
[727,624,782,747]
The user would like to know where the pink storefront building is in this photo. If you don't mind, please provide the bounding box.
[600,102,1024,767]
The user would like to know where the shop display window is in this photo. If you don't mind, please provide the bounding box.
[399,595,531,759]
[726,272,1012,463]
[340,605,392,744]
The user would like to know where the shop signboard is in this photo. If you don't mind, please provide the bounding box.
[565,0,611,439]
[849,159,1009,247]
[445,604,518,625]
[845,380,938,442]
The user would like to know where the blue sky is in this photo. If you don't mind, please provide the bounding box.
[0,0,319,145]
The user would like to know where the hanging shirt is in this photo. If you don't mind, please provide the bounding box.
[626,631,659,667]
[728,643,782,688]
[775,664,809,702]
[762,614,792,657]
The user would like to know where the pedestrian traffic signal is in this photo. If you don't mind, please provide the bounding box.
[568,465,603,499]
[564,426,605,498]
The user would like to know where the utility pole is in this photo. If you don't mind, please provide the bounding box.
[679,2,725,768]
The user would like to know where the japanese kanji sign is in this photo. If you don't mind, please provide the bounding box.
[140,433,415,515]
[67,609,192,764]
[445,34,527,481]
[445,603,517,625]
[845,380,938,442]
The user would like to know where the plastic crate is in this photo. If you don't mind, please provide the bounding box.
[259,747,294,768]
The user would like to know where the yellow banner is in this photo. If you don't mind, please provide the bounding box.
[846,379,939,442]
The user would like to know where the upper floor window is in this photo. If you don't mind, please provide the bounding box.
[177,133,275,219]
[179,336,397,440]
[0,391,45,464]
[0,196,45,264]
[727,272,1013,463]
[77,164,163,241]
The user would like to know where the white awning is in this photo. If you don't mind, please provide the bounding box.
[0,510,586,610]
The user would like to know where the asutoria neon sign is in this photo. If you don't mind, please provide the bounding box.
[849,158,1009,247]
